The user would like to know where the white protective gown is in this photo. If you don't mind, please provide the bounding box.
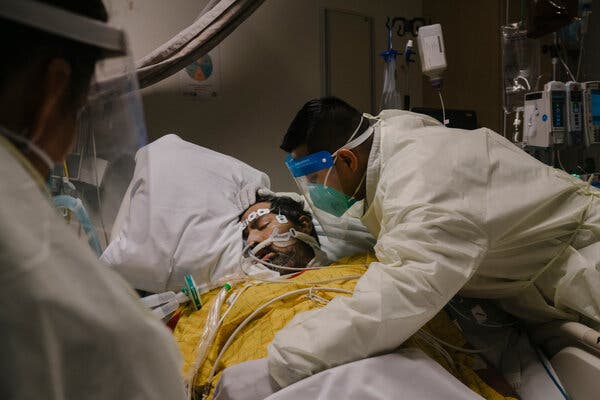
[268,110,600,387]
[0,137,186,399]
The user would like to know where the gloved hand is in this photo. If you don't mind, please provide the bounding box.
[237,185,274,212]
[257,187,275,198]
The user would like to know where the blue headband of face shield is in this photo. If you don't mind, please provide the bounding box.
[285,151,334,177]
[284,116,377,218]
[285,152,357,217]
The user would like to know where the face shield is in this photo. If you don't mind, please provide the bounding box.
[0,0,149,255]
[285,114,378,234]
[50,50,147,254]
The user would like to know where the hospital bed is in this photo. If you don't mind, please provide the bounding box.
[532,321,600,399]
[452,306,600,400]
[104,135,600,400]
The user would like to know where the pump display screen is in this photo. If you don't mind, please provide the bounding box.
[592,90,600,126]
[551,91,565,128]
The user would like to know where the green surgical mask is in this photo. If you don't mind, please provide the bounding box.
[307,182,357,217]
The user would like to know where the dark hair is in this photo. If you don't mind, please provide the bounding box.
[253,194,319,242]
[280,96,370,154]
[0,0,109,107]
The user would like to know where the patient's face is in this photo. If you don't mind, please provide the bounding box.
[241,201,315,274]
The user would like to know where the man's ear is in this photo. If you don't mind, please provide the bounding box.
[29,58,71,143]
[297,214,314,235]
[336,148,360,173]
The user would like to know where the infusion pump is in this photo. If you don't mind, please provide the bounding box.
[582,81,600,146]
[524,81,566,147]
[566,81,583,146]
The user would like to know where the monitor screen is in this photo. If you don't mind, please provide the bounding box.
[592,89,600,126]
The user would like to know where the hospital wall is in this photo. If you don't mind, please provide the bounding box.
[106,0,423,191]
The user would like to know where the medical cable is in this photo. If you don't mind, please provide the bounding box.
[438,91,447,126]
[240,248,362,285]
[256,273,364,286]
[576,11,590,81]
[217,283,254,327]
[533,345,570,400]
[576,36,585,81]
[202,286,353,398]
[240,229,366,284]
[240,255,362,285]
[242,228,342,271]
[556,148,567,171]
[446,302,516,329]
[417,328,498,355]
[196,274,249,295]
[246,251,322,272]
[185,282,256,400]
[244,230,329,273]
[559,57,576,82]
[242,228,330,274]
[186,283,233,400]
[60,161,72,223]
[240,243,364,284]
[414,330,456,371]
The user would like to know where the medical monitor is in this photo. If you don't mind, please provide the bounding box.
[591,90,600,126]
[582,81,600,146]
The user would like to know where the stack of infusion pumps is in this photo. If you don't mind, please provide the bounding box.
[524,81,600,148]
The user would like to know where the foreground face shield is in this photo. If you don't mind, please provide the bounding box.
[0,0,150,255]
[49,47,149,254]
[285,151,357,235]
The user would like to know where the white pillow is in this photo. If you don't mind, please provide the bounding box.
[101,134,270,293]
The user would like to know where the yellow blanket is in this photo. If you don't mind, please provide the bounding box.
[173,254,518,399]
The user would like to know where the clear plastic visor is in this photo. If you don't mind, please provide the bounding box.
[285,151,357,235]
[49,46,149,254]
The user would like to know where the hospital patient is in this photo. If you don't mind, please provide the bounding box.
[171,194,518,400]
[240,194,323,275]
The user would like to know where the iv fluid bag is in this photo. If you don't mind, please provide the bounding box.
[380,59,403,111]
[502,24,541,113]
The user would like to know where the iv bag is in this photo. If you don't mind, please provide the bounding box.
[502,23,541,113]
[380,58,403,111]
